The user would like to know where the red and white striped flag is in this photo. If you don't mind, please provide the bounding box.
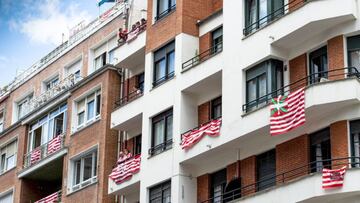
[270,88,305,136]
[34,191,59,203]
[181,118,222,150]
[109,155,141,184]
[322,166,347,189]
[47,136,62,155]
[30,147,42,165]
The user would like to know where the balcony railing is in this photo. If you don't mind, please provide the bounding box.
[181,116,222,142]
[21,74,82,117]
[148,139,173,156]
[182,41,223,70]
[243,0,307,36]
[152,72,175,87]
[201,156,360,203]
[243,67,360,112]
[115,89,143,109]
[118,21,147,46]
[24,134,65,169]
[34,190,61,203]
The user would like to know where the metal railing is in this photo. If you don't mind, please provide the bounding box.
[243,67,360,112]
[152,72,175,87]
[148,139,173,156]
[118,23,147,46]
[20,74,82,118]
[181,116,222,141]
[34,190,62,203]
[115,89,144,108]
[243,0,307,36]
[24,134,65,169]
[0,2,127,99]
[201,156,359,203]
[182,41,223,70]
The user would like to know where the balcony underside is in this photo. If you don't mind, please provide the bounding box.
[18,148,67,179]
[108,175,140,196]
[180,78,360,176]
[236,168,360,203]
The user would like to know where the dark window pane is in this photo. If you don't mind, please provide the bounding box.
[96,94,101,116]
[256,149,276,191]
[83,154,93,181]
[168,51,175,75]
[310,128,331,172]
[155,59,166,82]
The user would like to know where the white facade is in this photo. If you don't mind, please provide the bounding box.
[110,0,360,202]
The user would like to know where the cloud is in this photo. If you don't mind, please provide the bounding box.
[17,0,93,45]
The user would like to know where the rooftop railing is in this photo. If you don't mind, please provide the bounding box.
[0,2,127,99]
[182,41,223,71]
[21,73,82,118]
[201,156,359,203]
[243,67,360,112]
[243,0,307,36]
[24,134,65,169]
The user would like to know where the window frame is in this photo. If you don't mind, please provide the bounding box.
[44,75,60,92]
[210,168,227,202]
[210,96,222,119]
[256,149,276,192]
[149,180,171,203]
[0,140,17,174]
[94,52,107,71]
[153,41,175,87]
[74,89,101,130]
[211,26,223,54]
[150,109,173,155]
[70,148,98,193]
[155,0,176,21]
[0,189,14,203]
[309,127,331,172]
[309,46,328,84]
[0,110,4,133]
[17,93,33,120]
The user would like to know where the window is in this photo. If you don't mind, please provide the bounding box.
[0,190,13,203]
[133,134,142,155]
[137,72,145,92]
[211,169,227,202]
[256,149,276,191]
[244,0,284,35]
[245,59,283,112]
[75,90,101,129]
[211,96,222,119]
[65,59,82,78]
[17,94,33,120]
[153,41,175,87]
[0,140,17,174]
[309,46,328,84]
[71,149,97,192]
[350,120,360,167]
[94,52,107,71]
[150,109,173,155]
[310,128,331,172]
[44,76,59,91]
[0,110,4,133]
[156,0,176,20]
[347,35,360,73]
[108,49,116,65]
[212,27,223,54]
[28,104,67,151]
[149,180,171,203]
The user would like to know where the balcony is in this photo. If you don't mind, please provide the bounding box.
[201,157,360,203]
[18,134,67,178]
[108,155,141,201]
[34,190,61,203]
[21,74,82,118]
[115,89,144,109]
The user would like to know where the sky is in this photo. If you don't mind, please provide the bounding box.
[0,0,114,88]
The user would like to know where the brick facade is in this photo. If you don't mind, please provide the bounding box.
[197,174,211,203]
[289,53,307,90]
[226,161,240,183]
[330,120,349,168]
[198,101,210,125]
[199,33,212,55]
[328,35,345,80]
[240,156,256,195]
[276,134,309,183]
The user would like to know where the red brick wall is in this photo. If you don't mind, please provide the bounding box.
[330,120,349,169]
[197,174,211,203]
[199,33,212,54]
[289,53,307,90]
[276,135,309,183]
[289,0,305,12]
[226,161,240,183]
[198,102,210,125]
[328,35,345,80]
[240,156,256,196]
[212,0,223,12]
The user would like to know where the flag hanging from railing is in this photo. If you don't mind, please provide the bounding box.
[47,136,62,155]
[181,118,222,150]
[109,155,141,184]
[322,166,347,189]
[270,88,305,136]
[34,191,59,203]
[30,147,41,165]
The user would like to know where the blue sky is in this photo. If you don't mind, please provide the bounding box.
[0,0,114,87]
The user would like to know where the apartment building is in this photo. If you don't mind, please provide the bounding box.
[2,0,360,203]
